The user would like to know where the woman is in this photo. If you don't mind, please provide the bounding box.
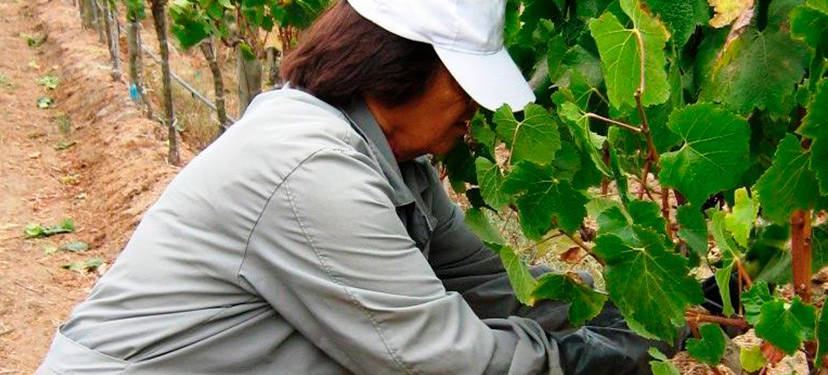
[37,1,672,374]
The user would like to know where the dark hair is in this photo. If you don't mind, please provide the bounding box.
[280,1,441,108]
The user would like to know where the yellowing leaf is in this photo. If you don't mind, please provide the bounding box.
[708,0,755,28]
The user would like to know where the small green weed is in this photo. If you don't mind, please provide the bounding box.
[24,218,75,238]
[54,140,77,150]
[38,74,59,90]
[63,257,103,273]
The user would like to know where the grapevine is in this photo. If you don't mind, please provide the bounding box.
[448,0,828,372]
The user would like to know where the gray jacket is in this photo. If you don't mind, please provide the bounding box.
[36,88,568,375]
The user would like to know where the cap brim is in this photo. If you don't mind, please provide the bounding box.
[434,46,536,112]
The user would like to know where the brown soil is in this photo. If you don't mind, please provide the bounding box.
[0,0,192,373]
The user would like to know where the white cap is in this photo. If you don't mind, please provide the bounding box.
[346,0,536,112]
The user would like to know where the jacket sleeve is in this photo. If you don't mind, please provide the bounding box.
[239,148,563,375]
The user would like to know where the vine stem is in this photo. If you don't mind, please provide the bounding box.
[601,144,610,195]
[685,311,749,329]
[518,232,565,254]
[637,161,655,200]
[634,29,646,95]
[791,209,813,303]
[584,113,641,133]
[631,28,661,206]
[735,258,754,289]
[562,231,605,266]
[662,188,672,239]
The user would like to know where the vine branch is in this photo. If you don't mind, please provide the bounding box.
[685,311,749,329]
[585,113,641,133]
[735,258,754,289]
[518,232,565,254]
[562,231,605,266]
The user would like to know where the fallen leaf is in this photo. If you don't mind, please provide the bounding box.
[560,246,585,263]
[761,341,786,365]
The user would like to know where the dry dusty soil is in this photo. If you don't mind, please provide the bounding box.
[0,0,192,372]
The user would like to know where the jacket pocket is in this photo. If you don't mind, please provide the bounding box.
[36,327,129,375]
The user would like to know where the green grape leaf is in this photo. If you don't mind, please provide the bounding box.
[755,297,817,355]
[742,282,774,325]
[500,246,537,306]
[799,79,828,139]
[502,162,589,239]
[597,200,667,243]
[791,6,828,51]
[818,304,828,366]
[126,0,146,20]
[628,200,668,235]
[551,142,583,181]
[559,102,612,177]
[649,347,670,361]
[703,30,808,116]
[445,142,477,191]
[649,347,681,375]
[464,208,505,248]
[533,273,608,326]
[475,157,510,210]
[650,359,681,375]
[561,45,605,89]
[676,205,708,258]
[547,35,568,83]
[740,346,767,372]
[598,206,636,242]
[725,188,759,248]
[494,104,561,166]
[754,134,820,224]
[609,142,631,205]
[811,139,828,197]
[658,103,751,207]
[715,261,736,317]
[593,228,704,343]
[809,0,828,15]
[709,208,740,259]
[469,113,496,158]
[553,68,603,117]
[169,0,212,49]
[588,0,671,109]
[686,324,727,366]
[799,80,828,194]
[647,0,710,47]
[629,101,682,154]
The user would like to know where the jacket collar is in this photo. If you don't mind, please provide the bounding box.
[341,99,416,208]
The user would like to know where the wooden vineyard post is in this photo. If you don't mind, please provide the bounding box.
[237,46,262,116]
[199,38,229,136]
[126,3,153,119]
[102,0,121,80]
[265,46,281,88]
[93,0,106,44]
[80,0,96,29]
[149,0,180,165]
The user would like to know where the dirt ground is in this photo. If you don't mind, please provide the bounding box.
[0,0,191,372]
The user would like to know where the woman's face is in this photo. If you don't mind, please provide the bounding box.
[366,65,479,161]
